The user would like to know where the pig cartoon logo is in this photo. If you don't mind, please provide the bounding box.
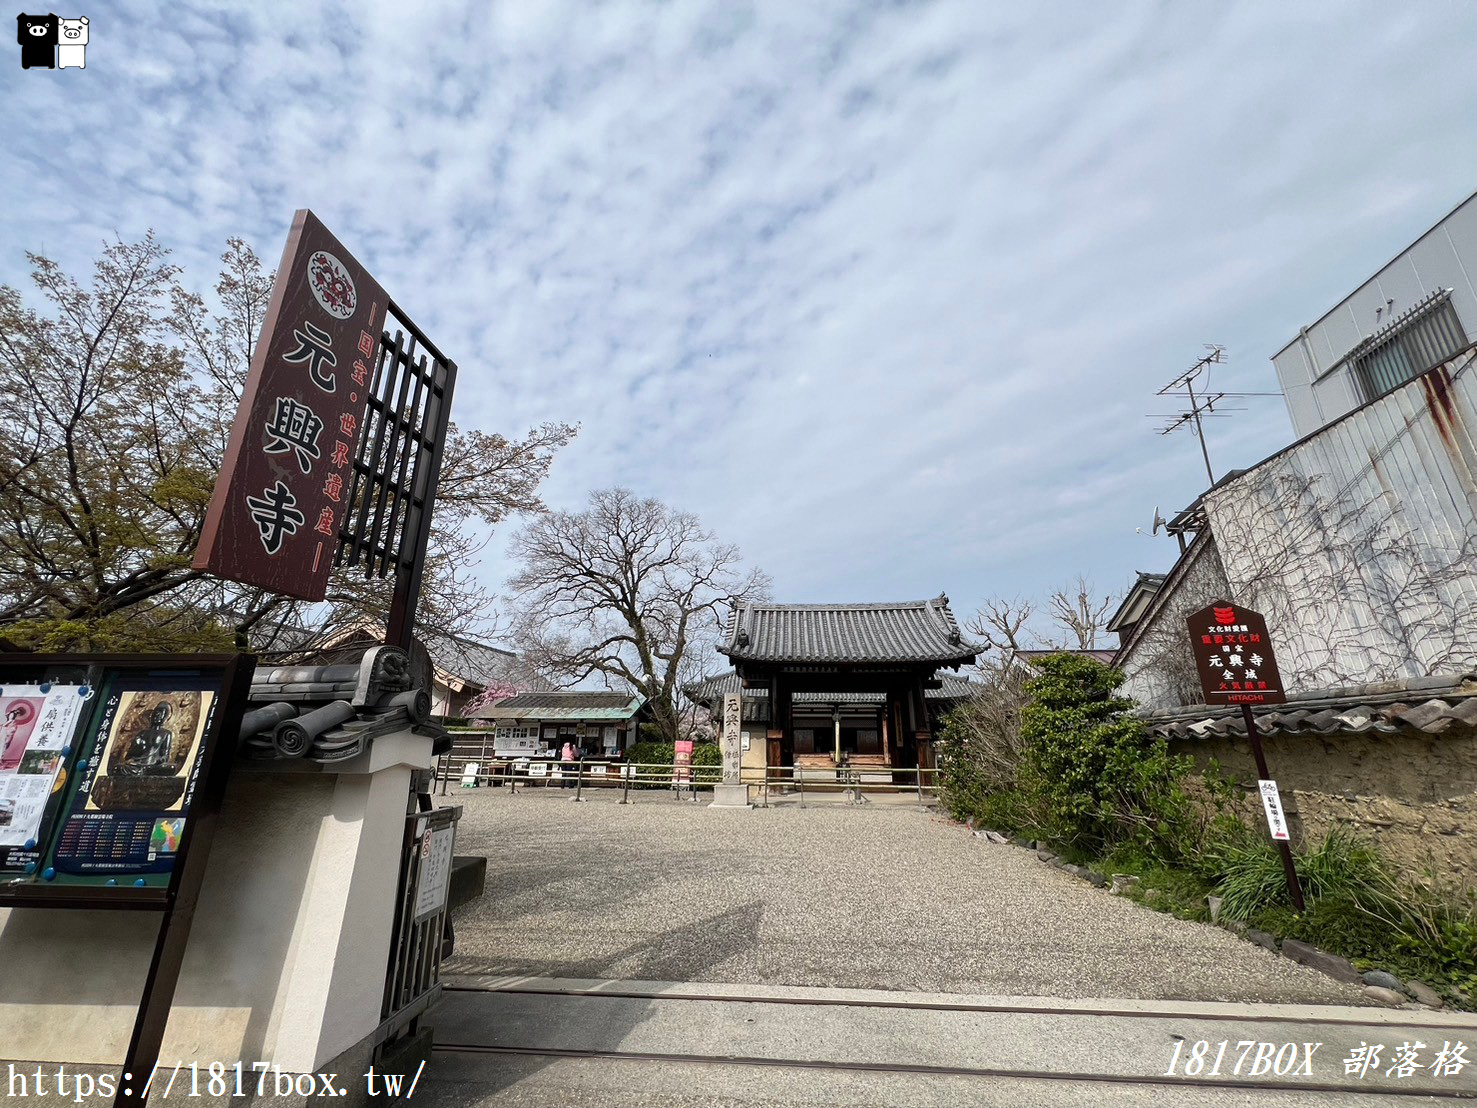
[16,13,86,70]
[17,13,56,69]
[57,14,84,68]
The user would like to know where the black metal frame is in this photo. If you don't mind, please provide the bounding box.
[382,804,458,1023]
[0,653,255,1108]
[334,297,458,652]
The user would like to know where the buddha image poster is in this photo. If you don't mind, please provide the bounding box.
[87,690,212,813]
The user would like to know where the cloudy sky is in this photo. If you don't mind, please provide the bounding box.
[5,1,1477,642]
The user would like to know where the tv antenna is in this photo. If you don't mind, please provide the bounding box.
[1149,344,1242,487]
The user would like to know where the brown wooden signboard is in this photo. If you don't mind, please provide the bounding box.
[1184,599,1304,910]
[1185,599,1286,707]
[193,210,387,601]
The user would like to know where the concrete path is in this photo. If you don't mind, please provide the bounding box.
[418,976,1477,1106]
[440,791,1369,1005]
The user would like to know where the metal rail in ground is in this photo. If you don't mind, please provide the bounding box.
[441,980,1477,1031]
[429,1040,1477,1099]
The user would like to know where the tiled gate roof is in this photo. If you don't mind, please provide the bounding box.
[720,595,980,666]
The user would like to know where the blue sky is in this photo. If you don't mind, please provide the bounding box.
[5,1,1477,641]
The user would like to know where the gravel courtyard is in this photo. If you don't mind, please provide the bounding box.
[440,789,1368,1005]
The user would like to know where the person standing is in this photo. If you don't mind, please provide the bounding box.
[560,739,578,788]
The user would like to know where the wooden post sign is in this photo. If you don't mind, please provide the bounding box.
[1186,600,1305,911]
[193,210,388,601]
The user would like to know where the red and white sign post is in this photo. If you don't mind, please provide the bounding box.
[1186,599,1305,912]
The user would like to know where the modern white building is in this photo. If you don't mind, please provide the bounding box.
[1273,190,1477,437]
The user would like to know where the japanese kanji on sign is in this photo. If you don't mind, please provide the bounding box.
[1185,599,1286,707]
[1186,598,1304,910]
[193,210,387,601]
[1258,779,1291,842]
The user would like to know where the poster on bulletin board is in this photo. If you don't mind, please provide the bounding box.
[0,676,94,876]
[45,671,222,887]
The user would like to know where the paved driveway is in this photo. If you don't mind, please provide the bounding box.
[439,789,1368,1005]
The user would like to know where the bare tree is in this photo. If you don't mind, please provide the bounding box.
[964,596,1035,680]
[944,579,1124,803]
[506,488,771,744]
[947,608,1035,794]
[1046,575,1114,650]
[0,234,576,652]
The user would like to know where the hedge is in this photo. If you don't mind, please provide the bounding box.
[625,741,722,787]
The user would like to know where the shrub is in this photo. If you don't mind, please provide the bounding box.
[937,662,1031,827]
[1100,842,1217,918]
[627,740,675,768]
[1253,897,1399,964]
[1016,653,1193,858]
[1250,881,1477,1005]
[692,742,722,784]
[624,741,721,787]
[1382,873,1477,998]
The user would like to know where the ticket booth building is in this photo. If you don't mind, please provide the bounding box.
[469,691,646,761]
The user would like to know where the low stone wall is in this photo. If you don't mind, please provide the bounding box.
[1168,725,1476,882]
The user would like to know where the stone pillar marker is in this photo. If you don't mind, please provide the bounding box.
[709,692,752,809]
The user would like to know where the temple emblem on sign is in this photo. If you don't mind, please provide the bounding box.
[307,250,357,319]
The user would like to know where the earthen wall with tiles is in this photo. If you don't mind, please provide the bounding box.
[1169,725,1476,882]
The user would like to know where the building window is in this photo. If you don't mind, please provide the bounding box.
[1347,290,1467,402]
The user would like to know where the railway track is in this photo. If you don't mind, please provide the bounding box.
[445,979,1477,1030]
[427,978,1477,1101]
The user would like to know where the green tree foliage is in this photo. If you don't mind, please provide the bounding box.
[0,234,576,652]
[1016,653,1192,857]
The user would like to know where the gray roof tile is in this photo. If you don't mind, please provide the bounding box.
[1141,672,1477,740]
[720,595,980,665]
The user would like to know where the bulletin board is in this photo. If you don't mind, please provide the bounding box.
[0,655,252,894]
[0,653,254,1108]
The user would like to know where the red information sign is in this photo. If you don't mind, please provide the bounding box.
[1185,600,1286,706]
[674,739,693,784]
[193,211,387,600]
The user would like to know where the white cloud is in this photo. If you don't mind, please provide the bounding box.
[3,0,1476,634]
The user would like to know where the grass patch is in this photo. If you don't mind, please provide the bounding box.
[1105,829,1477,1009]
[1215,827,1395,923]
[1099,844,1216,921]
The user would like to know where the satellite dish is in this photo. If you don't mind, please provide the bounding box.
[1151,507,1168,535]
